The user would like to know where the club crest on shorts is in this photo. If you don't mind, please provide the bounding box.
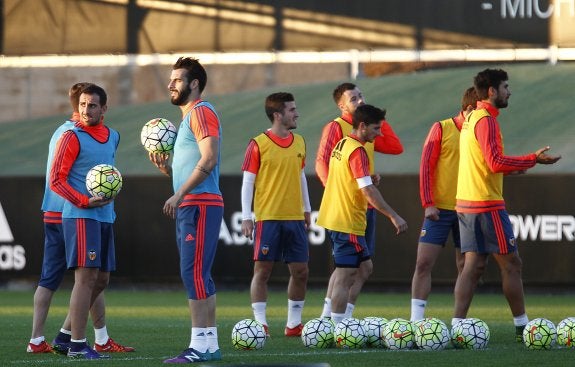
[89,250,97,261]
[420,229,427,237]
[261,245,269,255]
[509,237,516,246]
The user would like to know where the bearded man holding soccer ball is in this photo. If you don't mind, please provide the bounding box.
[149,57,223,363]
[50,84,120,359]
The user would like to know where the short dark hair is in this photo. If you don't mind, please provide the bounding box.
[69,82,93,112]
[332,82,356,104]
[173,57,207,93]
[352,104,386,129]
[474,68,508,100]
[461,86,480,111]
[265,92,295,122]
[80,84,107,106]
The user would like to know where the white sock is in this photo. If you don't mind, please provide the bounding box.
[206,327,219,353]
[71,338,87,343]
[451,318,463,327]
[344,303,355,319]
[189,327,208,353]
[331,312,345,325]
[287,299,305,328]
[60,328,72,335]
[513,314,529,326]
[410,299,427,321]
[252,302,267,326]
[320,298,331,318]
[94,326,109,345]
[30,336,45,345]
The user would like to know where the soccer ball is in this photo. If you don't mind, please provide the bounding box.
[301,318,334,348]
[382,318,415,350]
[231,319,266,350]
[556,317,575,348]
[140,117,177,153]
[334,317,367,349]
[414,318,450,350]
[523,318,557,350]
[451,318,490,350]
[362,316,388,348]
[85,164,123,200]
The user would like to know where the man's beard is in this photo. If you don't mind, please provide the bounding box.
[171,86,192,106]
[494,96,508,109]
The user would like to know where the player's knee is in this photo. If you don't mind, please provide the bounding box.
[501,255,523,275]
[291,266,309,281]
[415,258,434,274]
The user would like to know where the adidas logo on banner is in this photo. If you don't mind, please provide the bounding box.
[0,202,26,271]
[0,203,14,242]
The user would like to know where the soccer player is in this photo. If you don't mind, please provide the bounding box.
[453,68,561,341]
[317,104,408,325]
[241,92,311,338]
[409,87,479,322]
[149,57,223,363]
[29,82,133,355]
[50,84,120,359]
[316,83,403,319]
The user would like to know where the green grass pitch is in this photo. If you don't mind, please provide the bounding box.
[2,288,573,366]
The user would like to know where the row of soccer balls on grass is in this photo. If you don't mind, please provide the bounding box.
[83,118,176,200]
[232,317,575,351]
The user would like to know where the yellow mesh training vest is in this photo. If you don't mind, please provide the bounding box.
[457,109,504,204]
[317,136,368,235]
[434,118,460,210]
[253,133,306,221]
[335,117,375,174]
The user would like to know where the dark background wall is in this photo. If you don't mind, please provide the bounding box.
[1,175,574,288]
[4,0,572,56]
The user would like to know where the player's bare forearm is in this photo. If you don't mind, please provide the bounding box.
[361,185,408,234]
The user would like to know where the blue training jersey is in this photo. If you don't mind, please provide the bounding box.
[41,120,75,213]
[172,101,222,196]
[62,126,120,223]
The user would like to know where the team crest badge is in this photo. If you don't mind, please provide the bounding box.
[89,250,97,261]
[261,245,269,255]
[420,229,427,237]
[509,238,516,247]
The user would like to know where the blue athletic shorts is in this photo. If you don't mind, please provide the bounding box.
[253,220,309,263]
[38,219,67,291]
[328,230,369,268]
[62,218,116,271]
[176,205,223,300]
[419,209,460,248]
[458,210,517,254]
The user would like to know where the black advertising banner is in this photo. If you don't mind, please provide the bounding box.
[1,175,574,287]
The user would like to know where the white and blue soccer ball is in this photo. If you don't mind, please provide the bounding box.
[334,317,367,349]
[414,317,450,350]
[301,318,334,348]
[523,318,556,350]
[362,316,388,348]
[231,319,266,350]
[140,117,177,153]
[451,318,490,350]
